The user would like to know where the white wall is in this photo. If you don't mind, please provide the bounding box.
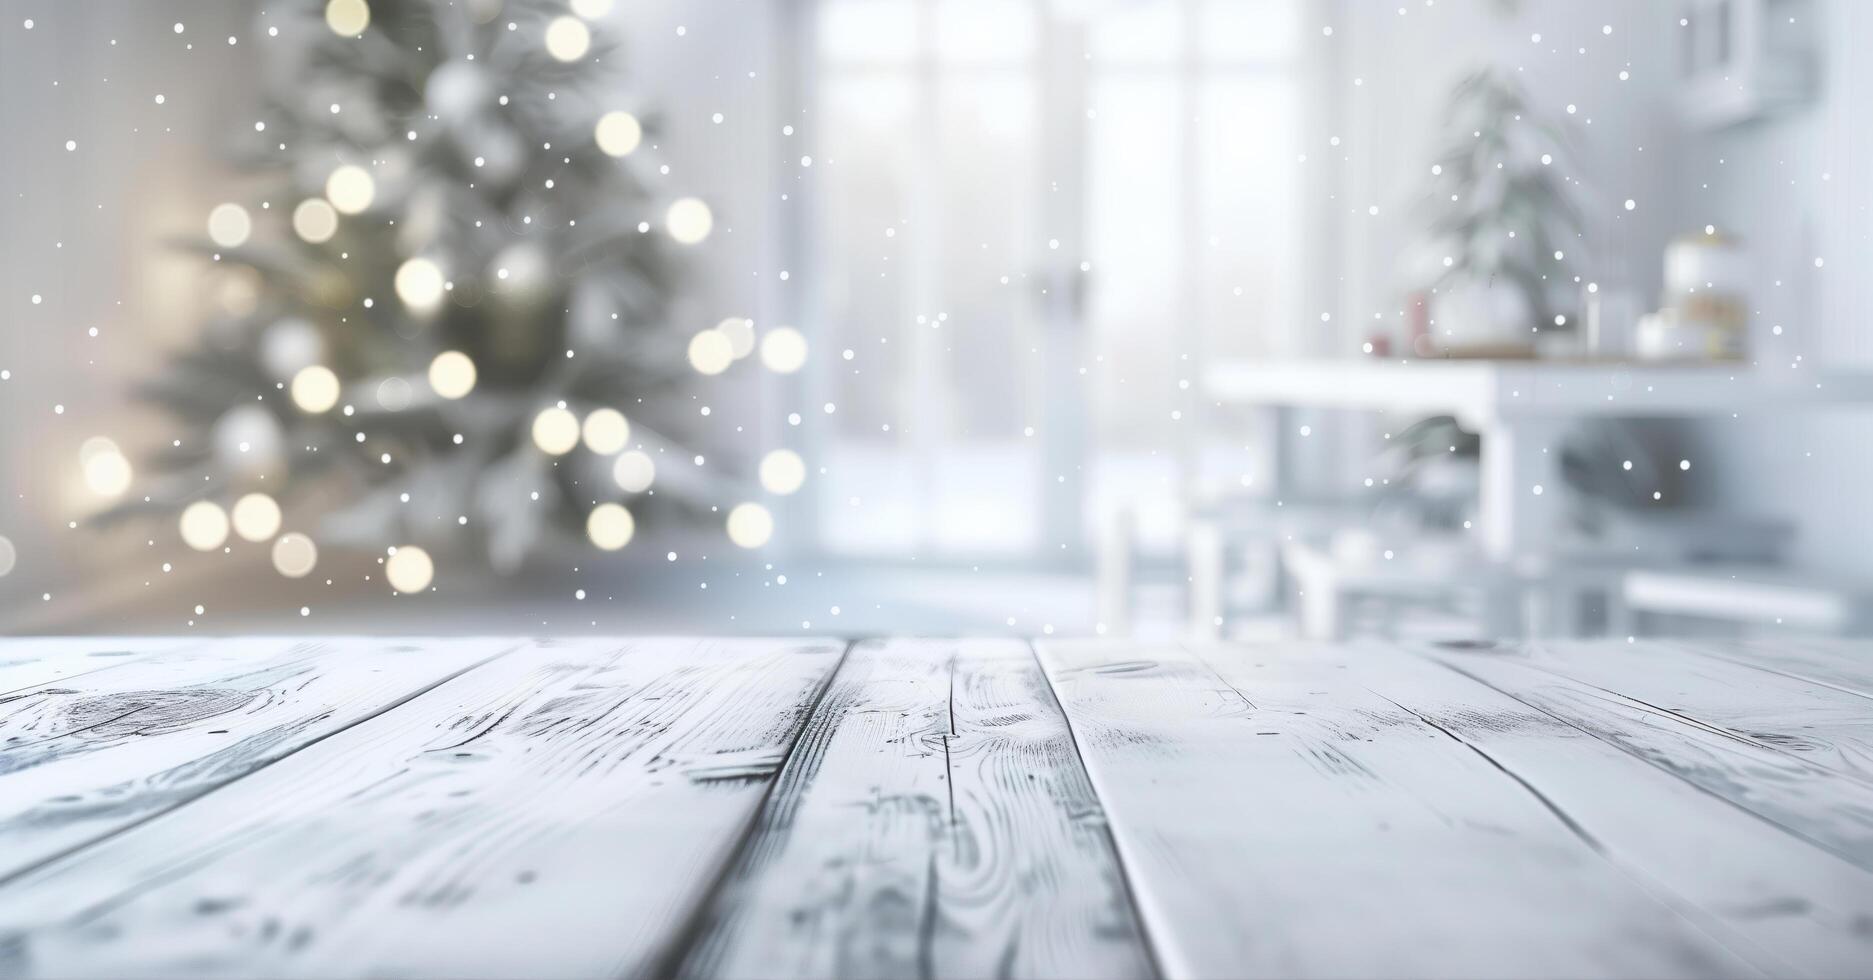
[1679,0,1873,576]
[1334,0,1687,344]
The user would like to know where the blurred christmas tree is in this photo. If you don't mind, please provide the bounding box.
[115,0,726,578]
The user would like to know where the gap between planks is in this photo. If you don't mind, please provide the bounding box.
[0,638,848,979]
[668,638,1157,980]
[1039,638,1873,978]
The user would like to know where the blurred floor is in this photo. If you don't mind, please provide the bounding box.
[3,545,1099,638]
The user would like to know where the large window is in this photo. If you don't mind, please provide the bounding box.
[808,0,1305,560]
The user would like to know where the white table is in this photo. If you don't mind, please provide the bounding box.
[3,636,1871,977]
[1204,358,1872,561]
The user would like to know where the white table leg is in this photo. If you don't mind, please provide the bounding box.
[1477,416,1565,563]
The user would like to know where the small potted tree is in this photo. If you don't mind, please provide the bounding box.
[1416,68,1582,357]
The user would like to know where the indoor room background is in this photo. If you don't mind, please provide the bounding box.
[2,0,1867,640]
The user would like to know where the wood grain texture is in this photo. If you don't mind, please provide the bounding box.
[1349,643,1873,977]
[0,637,843,979]
[0,638,207,696]
[1471,640,1873,782]
[678,638,1152,980]
[0,636,512,882]
[1693,638,1873,700]
[1037,639,1761,979]
[1429,644,1873,872]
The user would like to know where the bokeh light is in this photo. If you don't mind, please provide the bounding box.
[231,492,282,542]
[666,197,713,245]
[587,502,635,551]
[688,329,734,375]
[612,450,655,493]
[531,407,580,455]
[179,501,230,552]
[760,326,808,374]
[291,365,341,413]
[394,257,445,314]
[385,545,434,593]
[79,437,133,499]
[271,532,318,578]
[292,198,339,244]
[726,502,774,548]
[582,408,630,455]
[595,111,642,157]
[206,203,252,249]
[427,350,476,399]
[324,0,370,36]
[325,164,375,215]
[759,449,806,495]
[544,16,591,62]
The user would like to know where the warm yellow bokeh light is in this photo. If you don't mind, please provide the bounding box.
[207,203,252,249]
[544,16,591,61]
[292,198,339,244]
[582,408,630,455]
[612,450,656,493]
[179,500,230,552]
[759,326,808,374]
[272,532,319,578]
[394,257,446,314]
[726,502,774,549]
[688,329,734,376]
[291,365,341,413]
[666,197,713,245]
[531,407,581,455]
[759,449,806,495]
[78,436,120,467]
[427,350,477,399]
[570,0,614,18]
[325,164,375,215]
[81,446,133,499]
[587,502,635,551]
[325,0,370,35]
[230,492,282,542]
[717,317,756,359]
[385,545,434,593]
[594,110,642,157]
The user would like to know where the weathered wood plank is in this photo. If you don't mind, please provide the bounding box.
[1037,639,1761,979]
[1691,638,1873,701]
[0,636,515,882]
[0,637,207,696]
[0,637,844,979]
[1429,644,1873,871]
[678,638,1152,980]
[1461,640,1873,783]
[1353,643,1873,977]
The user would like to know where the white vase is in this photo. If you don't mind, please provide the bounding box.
[1429,280,1532,354]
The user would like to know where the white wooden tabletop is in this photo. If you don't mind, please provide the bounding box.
[1,636,1869,979]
